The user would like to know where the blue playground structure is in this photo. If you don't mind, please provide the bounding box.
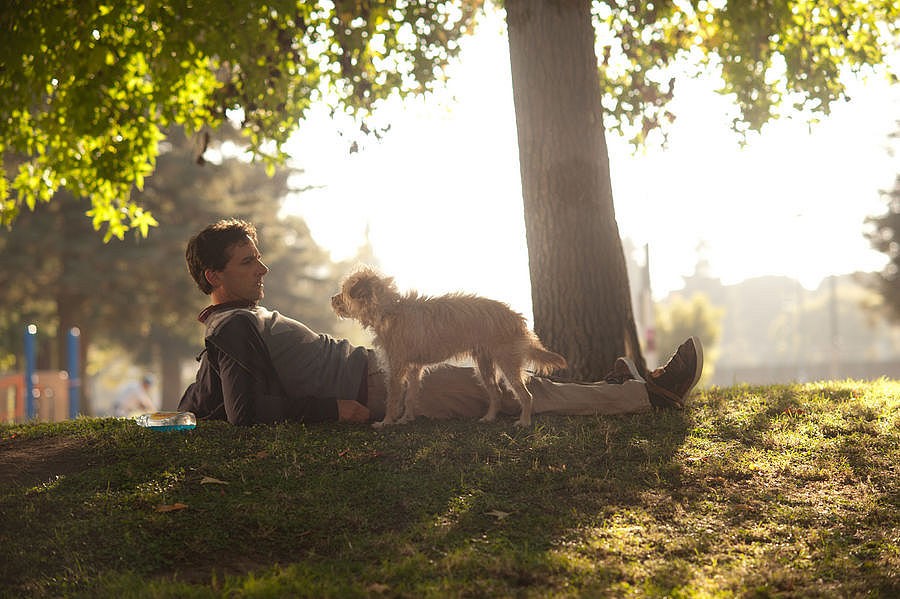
[2,324,81,423]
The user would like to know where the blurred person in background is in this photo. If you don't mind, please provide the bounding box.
[114,374,156,417]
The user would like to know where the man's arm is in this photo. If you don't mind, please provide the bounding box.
[206,316,285,425]
[213,345,260,425]
[179,351,228,421]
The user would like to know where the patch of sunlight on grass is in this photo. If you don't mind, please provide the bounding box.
[131,469,184,502]
[761,424,816,449]
[432,489,479,531]
[30,474,66,495]
[546,544,599,579]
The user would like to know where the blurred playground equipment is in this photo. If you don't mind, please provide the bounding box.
[0,325,81,424]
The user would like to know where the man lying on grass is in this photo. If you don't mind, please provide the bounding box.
[179,219,703,426]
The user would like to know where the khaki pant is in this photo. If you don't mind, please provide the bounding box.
[364,352,651,421]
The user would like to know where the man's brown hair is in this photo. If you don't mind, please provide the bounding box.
[186,219,259,294]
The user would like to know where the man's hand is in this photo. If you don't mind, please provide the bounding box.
[336,400,371,423]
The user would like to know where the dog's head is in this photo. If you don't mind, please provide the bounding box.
[331,266,399,327]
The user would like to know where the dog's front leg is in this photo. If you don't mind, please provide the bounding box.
[398,365,423,424]
[373,363,406,428]
[474,356,501,423]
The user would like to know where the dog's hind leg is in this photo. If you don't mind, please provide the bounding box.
[474,353,504,423]
[398,365,423,424]
[509,379,535,426]
[498,361,535,427]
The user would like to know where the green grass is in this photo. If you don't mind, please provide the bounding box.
[1,380,898,598]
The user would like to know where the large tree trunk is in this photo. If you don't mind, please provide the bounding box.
[505,0,645,380]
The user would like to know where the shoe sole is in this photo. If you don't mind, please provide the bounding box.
[686,336,704,391]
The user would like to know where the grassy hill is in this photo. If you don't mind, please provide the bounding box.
[1,381,898,598]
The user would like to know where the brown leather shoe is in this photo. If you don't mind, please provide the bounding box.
[645,337,703,409]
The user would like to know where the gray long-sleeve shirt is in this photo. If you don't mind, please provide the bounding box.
[180,305,369,424]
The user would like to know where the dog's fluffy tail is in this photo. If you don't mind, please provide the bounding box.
[527,345,567,374]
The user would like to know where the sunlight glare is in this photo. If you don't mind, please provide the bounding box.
[284,6,899,311]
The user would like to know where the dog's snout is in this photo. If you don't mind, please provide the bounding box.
[331,293,346,315]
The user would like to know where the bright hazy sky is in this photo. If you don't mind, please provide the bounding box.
[284,10,900,321]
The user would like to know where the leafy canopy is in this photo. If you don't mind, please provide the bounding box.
[593,0,899,144]
[0,0,482,239]
[1,0,896,237]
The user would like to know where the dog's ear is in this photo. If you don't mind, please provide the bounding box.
[348,276,373,301]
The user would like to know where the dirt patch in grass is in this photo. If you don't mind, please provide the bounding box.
[0,434,98,488]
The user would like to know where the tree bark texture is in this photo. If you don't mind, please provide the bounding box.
[505,0,645,380]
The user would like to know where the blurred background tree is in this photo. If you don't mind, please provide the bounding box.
[866,165,900,322]
[654,293,723,385]
[0,124,358,411]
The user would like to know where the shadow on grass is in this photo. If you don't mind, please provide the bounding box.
[0,410,691,595]
[3,384,898,597]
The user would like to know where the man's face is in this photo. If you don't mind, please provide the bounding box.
[206,237,268,303]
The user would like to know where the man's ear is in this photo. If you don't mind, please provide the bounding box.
[204,269,221,289]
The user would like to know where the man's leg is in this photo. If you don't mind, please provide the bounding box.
[415,364,509,420]
[530,337,703,415]
[413,362,650,419]
[529,376,652,416]
[376,337,703,421]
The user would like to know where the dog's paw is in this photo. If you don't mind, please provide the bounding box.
[372,419,393,429]
[478,412,497,422]
[513,418,532,427]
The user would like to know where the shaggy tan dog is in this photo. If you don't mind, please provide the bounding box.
[331,266,567,427]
